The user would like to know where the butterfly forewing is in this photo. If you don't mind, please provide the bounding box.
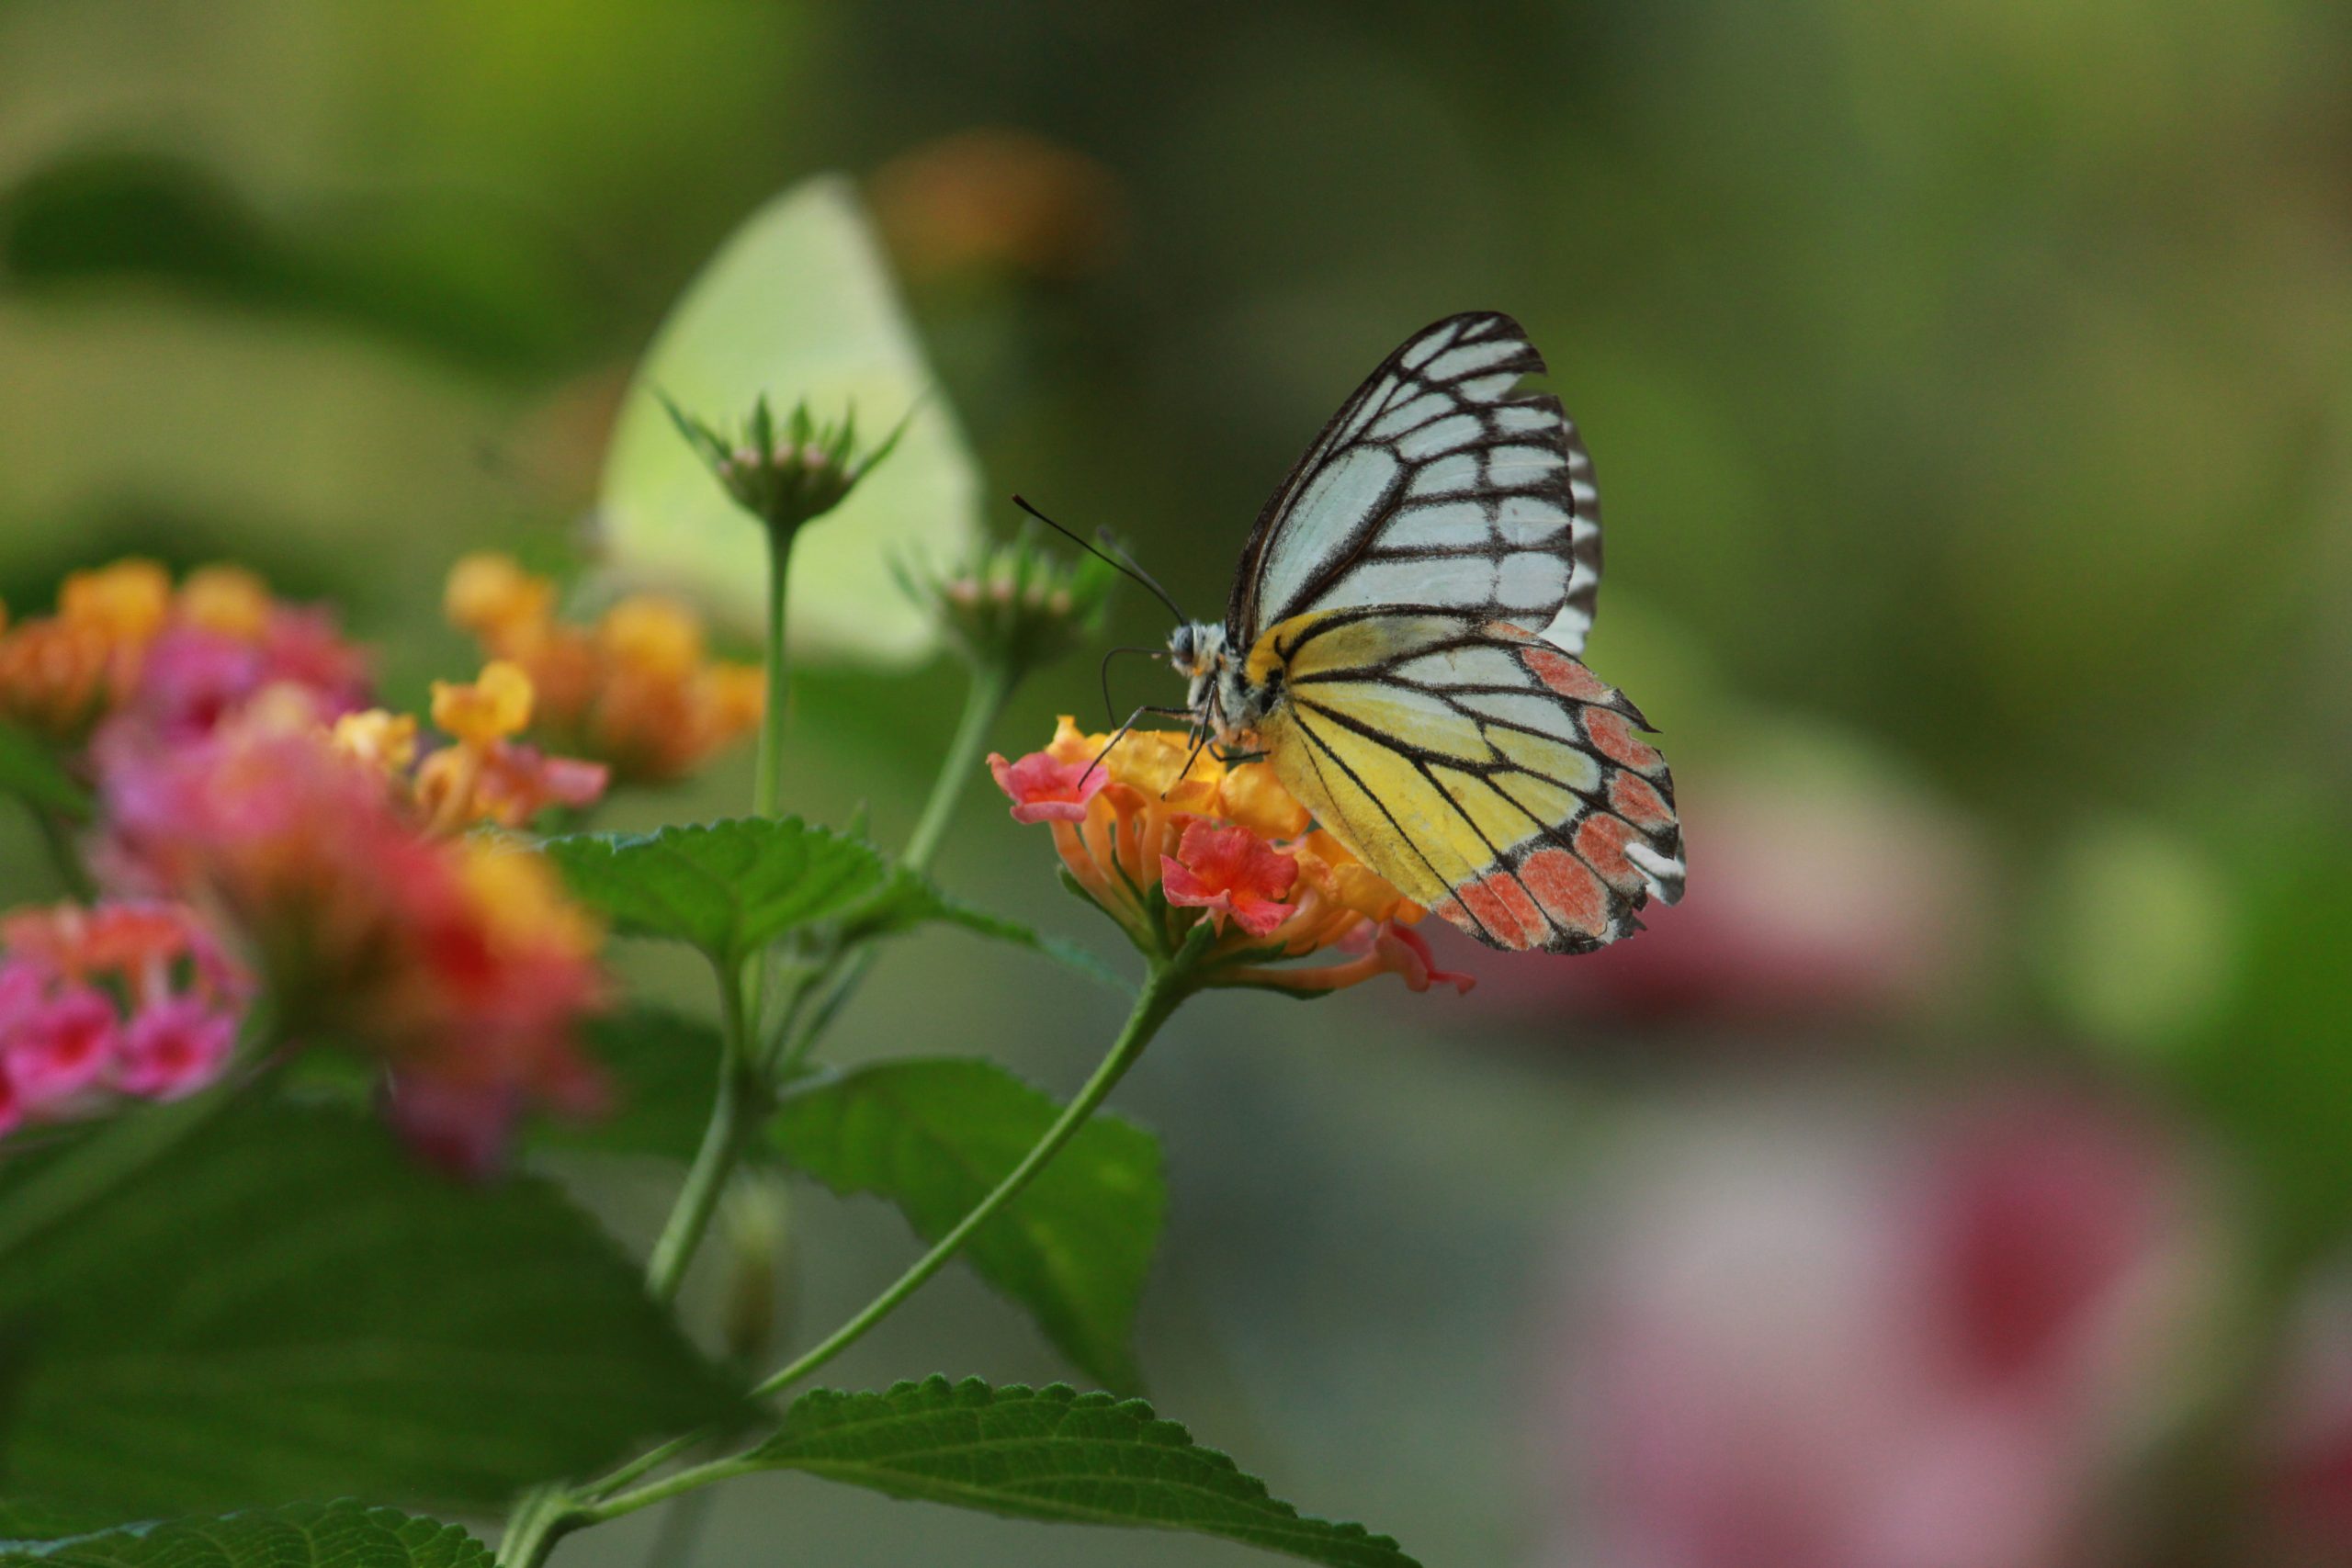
[1254,609,1682,953]
[1227,312,1603,658]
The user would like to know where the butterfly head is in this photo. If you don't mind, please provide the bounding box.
[1170,621,1268,746]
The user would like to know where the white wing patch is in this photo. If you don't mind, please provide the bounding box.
[1228,312,1605,657]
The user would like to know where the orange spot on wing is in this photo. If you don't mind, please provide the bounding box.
[1454,870,1547,950]
[1481,619,1541,645]
[1521,847,1611,938]
[1522,648,1612,704]
[1575,812,1645,894]
[1607,772,1675,831]
[1583,708,1664,773]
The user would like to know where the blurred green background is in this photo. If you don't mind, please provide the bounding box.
[4,1,2350,1562]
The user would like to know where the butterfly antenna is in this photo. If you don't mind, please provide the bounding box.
[1098,645,1171,723]
[1012,494,1192,625]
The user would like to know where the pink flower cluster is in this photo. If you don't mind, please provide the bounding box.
[0,558,617,1176]
[0,901,252,1134]
[96,703,609,1176]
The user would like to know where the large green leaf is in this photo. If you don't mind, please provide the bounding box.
[752,1378,1419,1568]
[597,174,979,665]
[0,723,87,820]
[544,818,887,966]
[0,1103,743,1517]
[772,1059,1161,1392]
[0,1502,491,1566]
[844,870,1132,994]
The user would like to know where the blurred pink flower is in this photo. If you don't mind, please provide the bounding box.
[117,994,240,1100]
[0,899,253,1131]
[1541,1091,2206,1568]
[1463,744,1990,1030]
[96,705,607,1175]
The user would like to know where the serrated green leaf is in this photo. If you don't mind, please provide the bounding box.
[0,723,87,820]
[544,818,888,965]
[0,1501,492,1566]
[847,870,1132,994]
[532,1006,723,1163]
[772,1059,1160,1391]
[752,1378,1419,1568]
[0,1103,744,1517]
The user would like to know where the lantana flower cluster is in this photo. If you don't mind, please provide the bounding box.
[0,900,252,1134]
[0,558,369,743]
[0,558,630,1173]
[444,553,763,784]
[989,716,1472,995]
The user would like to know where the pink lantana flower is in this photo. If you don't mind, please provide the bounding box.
[117,994,240,1100]
[1159,819,1298,937]
[7,987,119,1110]
[987,749,1107,823]
[0,899,252,1131]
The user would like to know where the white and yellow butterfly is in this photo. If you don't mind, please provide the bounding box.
[1164,311,1685,953]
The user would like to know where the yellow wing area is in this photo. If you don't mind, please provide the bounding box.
[1251,608,1683,953]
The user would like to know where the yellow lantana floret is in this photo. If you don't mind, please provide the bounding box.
[59,559,172,644]
[176,566,274,640]
[432,660,535,746]
[444,553,556,646]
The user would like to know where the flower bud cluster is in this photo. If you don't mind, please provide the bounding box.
[897,527,1116,683]
[664,393,907,540]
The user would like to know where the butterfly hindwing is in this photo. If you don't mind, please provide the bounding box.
[1227,311,1603,658]
[1254,609,1682,953]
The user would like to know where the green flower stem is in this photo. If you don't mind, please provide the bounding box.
[901,661,1012,876]
[643,955,763,1303]
[752,523,794,820]
[517,944,1202,1559]
[747,953,1193,1401]
[760,658,1012,1077]
[495,1484,580,1568]
[570,1453,763,1529]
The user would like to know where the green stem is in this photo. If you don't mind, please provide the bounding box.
[752,524,794,820]
[748,958,1192,1400]
[536,953,1201,1541]
[571,1454,763,1529]
[900,662,1010,875]
[762,660,1013,1077]
[643,956,761,1303]
[496,1483,582,1568]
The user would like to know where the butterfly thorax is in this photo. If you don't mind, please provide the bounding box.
[1169,621,1272,747]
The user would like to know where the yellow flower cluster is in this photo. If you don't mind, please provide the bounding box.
[444,554,763,784]
[331,660,607,835]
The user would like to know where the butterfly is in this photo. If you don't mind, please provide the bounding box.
[1161,311,1685,953]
